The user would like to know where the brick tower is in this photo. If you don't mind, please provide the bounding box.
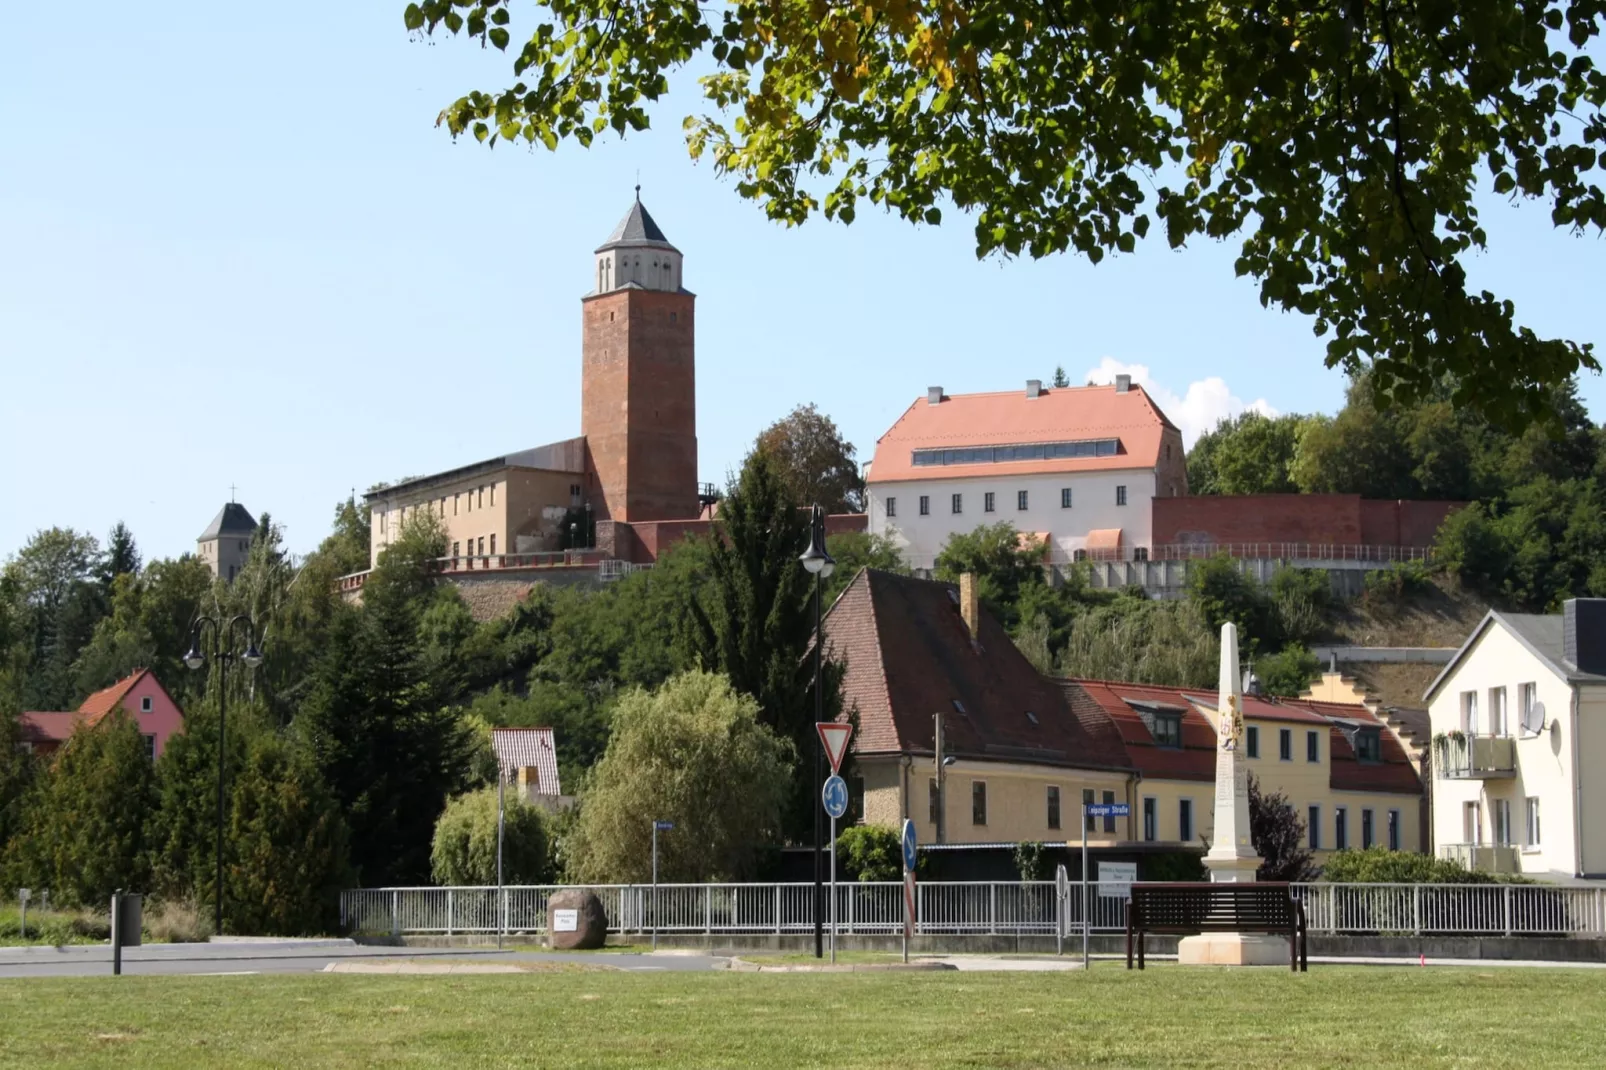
[581,193,698,522]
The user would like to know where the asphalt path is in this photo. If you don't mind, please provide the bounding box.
[0,941,727,978]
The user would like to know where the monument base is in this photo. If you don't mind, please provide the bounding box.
[1177,932,1291,967]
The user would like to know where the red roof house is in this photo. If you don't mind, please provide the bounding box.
[20,669,186,761]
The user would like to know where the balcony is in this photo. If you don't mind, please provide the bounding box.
[1435,735,1516,779]
[1439,843,1522,875]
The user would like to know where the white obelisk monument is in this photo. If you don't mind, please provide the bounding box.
[1177,621,1291,965]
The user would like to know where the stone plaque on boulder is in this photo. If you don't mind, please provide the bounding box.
[546,889,608,950]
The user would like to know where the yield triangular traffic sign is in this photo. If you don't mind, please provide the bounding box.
[817,722,853,775]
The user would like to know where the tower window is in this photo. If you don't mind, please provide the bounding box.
[919,496,930,516]
[1116,485,1128,506]
[951,493,963,514]
[983,492,995,513]
[1017,490,1028,510]
[1061,488,1072,508]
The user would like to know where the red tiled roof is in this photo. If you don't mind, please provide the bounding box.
[822,570,1132,772]
[867,383,1176,484]
[491,727,563,795]
[19,712,78,743]
[1060,680,1421,795]
[77,669,152,724]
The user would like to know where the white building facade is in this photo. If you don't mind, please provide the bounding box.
[1423,601,1606,878]
[865,378,1188,570]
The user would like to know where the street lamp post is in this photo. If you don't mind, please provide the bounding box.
[799,504,835,960]
[183,614,263,937]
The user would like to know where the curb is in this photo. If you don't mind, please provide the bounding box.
[728,957,956,973]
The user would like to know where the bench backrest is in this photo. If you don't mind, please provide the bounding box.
[1129,882,1295,930]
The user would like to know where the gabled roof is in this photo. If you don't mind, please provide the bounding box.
[492,727,563,795]
[1423,608,1606,703]
[18,711,77,743]
[78,669,151,721]
[21,669,184,743]
[198,502,256,540]
[821,569,1133,772]
[866,383,1178,484]
[596,196,675,252]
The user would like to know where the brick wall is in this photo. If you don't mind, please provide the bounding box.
[1359,500,1463,547]
[1152,495,1463,549]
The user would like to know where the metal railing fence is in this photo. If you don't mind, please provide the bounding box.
[340,881,1606,939]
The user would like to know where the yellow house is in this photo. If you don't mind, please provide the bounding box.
[823,568,1424,866]
[1423,600,1606,878]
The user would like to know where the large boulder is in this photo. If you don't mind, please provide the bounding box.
[546,888,608,950]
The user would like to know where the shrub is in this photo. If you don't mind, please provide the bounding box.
[836,825,903,882]
[1362,560,1433,610]
[430,785,551,886]
[143,898,212,943]
[1319,846,1530,884]
[1253,645,1320,698]
[1013,841,1052,881]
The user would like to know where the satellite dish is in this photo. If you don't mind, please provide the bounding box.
[1521,700,1546,736]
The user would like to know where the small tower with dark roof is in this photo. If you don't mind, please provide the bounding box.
[197,501,256,582]
[581,193,698,523]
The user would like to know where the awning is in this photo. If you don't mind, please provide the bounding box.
[1085,528,1123,552]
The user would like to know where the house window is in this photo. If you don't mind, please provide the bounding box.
[1460,690,1479,735]
[1306,730,1320,763]
[1143,797,1158,842]
[1354,729,1381,763]
[1464,801,1482,845]
[1134,547,1149,561]
[1388,809,1401,851]
[452,541,460,558]
[972,781,987,826]
[1116,485,1128,506]
[1152,713,1182,749]
[929,778,940,825]
[983,492,995,513]
[477,537,485,556]
[1278,728,1292,761]
[1083,788,1096,831]
[490,484,496,506]
[1334,807,1348,850]
[1490,686,1508,737]
[1519,683,1538,735]
[1246,725,1260,758]
[1493,798,1513,846]
[1361,808,1375,849]
[1102,790,1116,833]
[1526,797,1541,847]
[1061,488,1072,508]
[1017,490,1028,511]
[886,497,896,518]
[1179,799,1194,842]
[141,696,153,713]
[489,534,497,556]
[454,494,459,515]
[951,493,963,515]
[919,495,930,516]
[1047,786,1061,830]
[144,735,157,762]
[1308,806,1321,850]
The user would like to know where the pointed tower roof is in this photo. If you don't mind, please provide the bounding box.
[596,189,677,253]
[198,502,257,540]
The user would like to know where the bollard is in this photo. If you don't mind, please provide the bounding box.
[110,890,143,977]
[17,889,28,941]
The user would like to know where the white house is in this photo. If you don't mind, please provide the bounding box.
[864,376,1188,569]
[1423,599,1606,878]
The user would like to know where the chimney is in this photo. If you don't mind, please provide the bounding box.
[1115,374,1131,393]
[958,572,980,644]
[1026,379,1043,399]
[1564,598,1606,676]
[927,386,944,405]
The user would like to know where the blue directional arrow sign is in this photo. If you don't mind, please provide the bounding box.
[822,775,849,820]
[900,819,918,873]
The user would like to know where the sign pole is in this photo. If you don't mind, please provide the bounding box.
[652,820,659,951]
[497,773,505,951]
[829,813,838,964]
[1081,808,1089,971]
[900,819,917,965]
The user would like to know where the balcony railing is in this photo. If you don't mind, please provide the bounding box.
[1439,843,1522,875]
[1435,735,1517,779]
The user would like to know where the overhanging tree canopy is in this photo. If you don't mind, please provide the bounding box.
[407,0,1605,426]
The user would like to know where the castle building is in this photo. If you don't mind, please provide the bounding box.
[198,501,257,581]
[363,195,705,573]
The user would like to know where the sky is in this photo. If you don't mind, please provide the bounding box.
[3,5,1603,565]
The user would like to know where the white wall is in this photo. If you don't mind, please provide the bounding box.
[867,468,1157,568]
[1427,622,1585,876]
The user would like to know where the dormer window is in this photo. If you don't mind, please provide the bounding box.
[1355,728,1382,763]
[1153,713,1182,749]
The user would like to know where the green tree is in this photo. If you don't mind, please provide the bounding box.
[753,403,865,514]
[430,785,551,886]
[146,694,254,910]
[1187,413,1305,496]
[1057,598,1217,688]
[933,522,1045,630]
[1253,645,1320,698]
[566,671,794,883]
[1051,366,1070,389]
[1187,553,1274,647]
[5,711,156,906]
[835,825,903,882]
[225,733,352,935]
[3,527,107,709]
[100,522,141,590]
[410,0,1605,426]
[1247,774,1316,883]
[822,531,906,602]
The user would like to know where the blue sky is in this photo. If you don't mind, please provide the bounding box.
[3,5,1602,564]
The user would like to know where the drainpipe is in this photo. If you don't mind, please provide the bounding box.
[1571,685,1584,877]
[899,755,911,822]
[1127,771,1141,842]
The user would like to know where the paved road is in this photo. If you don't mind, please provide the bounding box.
[0,941,727,978]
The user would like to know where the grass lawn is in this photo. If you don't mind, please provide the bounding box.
[2,965,1602,1068]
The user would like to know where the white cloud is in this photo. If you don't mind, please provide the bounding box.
[1081,358,1277,449]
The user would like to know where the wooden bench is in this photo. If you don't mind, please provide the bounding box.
[1125,882,1307,971]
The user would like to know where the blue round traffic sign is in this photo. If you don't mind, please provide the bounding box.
[901,819,918,873]
[822,775,849,819]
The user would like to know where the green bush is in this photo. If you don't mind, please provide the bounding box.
[1362,560,1433,609]
[1254,645,1320,698]
[836,825,903,882]
[1319,846,1531,884]
[1013,841,1051,881]
[430,785,552,886]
